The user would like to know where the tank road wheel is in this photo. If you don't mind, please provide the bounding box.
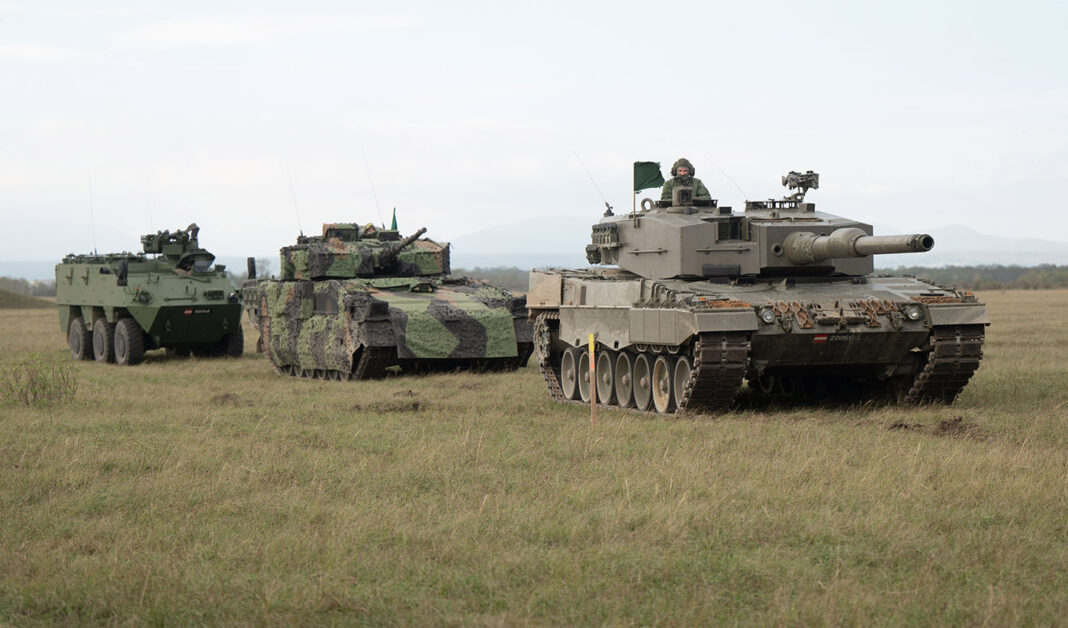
[576,348,592,403]
[614,352,635,408]
[559,347,581,401]
[225,325,244,358]
[633,353,653,411]
[92,318,116,363]
[114,318,145,366]
[328,370,342,381]
[673,356,692,409]
[652,355,676,414]
[596,350,616,405]
[68,316,92,361]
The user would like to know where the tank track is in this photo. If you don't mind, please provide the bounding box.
[535,312,750,414]
[534,312,565,402]
[902,325,984,404]
[351,345,394,380]
[676,332,751,413]
[267,344,394,381]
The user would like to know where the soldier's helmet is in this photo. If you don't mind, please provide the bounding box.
[671,158,695,177]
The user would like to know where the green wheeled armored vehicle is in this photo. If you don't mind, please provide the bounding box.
[528,170,989,414]
[243,222,533,379]
[56,224,244,366]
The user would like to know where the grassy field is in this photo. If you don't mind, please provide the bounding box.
[1,290,1066,625]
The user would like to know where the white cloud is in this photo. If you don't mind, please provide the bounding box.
[0,2,24,15]
[114,13,422,49]
[0,43,86,62]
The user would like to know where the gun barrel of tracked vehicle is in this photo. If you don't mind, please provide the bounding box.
[377,227,428,267]
[784,228,934,265]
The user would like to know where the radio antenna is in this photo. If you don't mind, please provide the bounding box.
[146,175,153,233]
[88,174,98,255]
[285,164,304,237]
[573,151,612,213]
[361,149,386,228]
[701,155,748,199]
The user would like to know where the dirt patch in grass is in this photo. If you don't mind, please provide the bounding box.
[351,391,425,414]
[931,415,988,440]
[888,415,988,440]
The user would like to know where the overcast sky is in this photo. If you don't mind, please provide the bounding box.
[1,0,1065,264]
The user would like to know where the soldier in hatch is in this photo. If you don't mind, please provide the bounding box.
[660,157,712,202]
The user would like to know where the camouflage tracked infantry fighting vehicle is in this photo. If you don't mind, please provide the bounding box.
[528,170,989,414]
[243,222,533,379]
[56,224,243,366]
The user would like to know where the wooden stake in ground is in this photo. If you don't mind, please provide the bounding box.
[589,333,597,427]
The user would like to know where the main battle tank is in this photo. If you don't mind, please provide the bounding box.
[528,170,989,414]
[56,223,244,365]
[243,222,533,379]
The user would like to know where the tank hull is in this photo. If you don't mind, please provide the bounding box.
[529,268,989,413]
[244,276,533,380]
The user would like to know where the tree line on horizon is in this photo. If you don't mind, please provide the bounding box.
[4,264,1067,298]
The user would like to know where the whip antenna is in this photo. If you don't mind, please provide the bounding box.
[573,151,612,212]
[285,164,304,237]
[701,155,748,199]
[147,176,153,233]
[88,174,98,255]
[361,150,385,228]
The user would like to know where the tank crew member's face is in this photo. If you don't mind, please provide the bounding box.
[676,166,689,177]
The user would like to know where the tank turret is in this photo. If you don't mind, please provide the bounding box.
[280,224,447,280]
[586,172,934,280]
[140,223,217,273]
[377,227,429,269]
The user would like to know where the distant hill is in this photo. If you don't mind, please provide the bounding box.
[0,288,53,309]
[3,222,1066,280]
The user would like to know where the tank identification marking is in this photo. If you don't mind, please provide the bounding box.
[183,308,212,315]
[812,333,852,343]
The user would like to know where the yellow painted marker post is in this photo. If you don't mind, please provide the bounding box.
[589,333,597,427]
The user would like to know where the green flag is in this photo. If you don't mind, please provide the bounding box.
[391,208,397,230]
[633,161,665,192]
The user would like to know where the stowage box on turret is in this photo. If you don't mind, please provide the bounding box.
[529,171,989,414]
[243,222,533,379]
[56,224,244,366]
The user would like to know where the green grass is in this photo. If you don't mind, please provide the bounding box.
[1,291,1066,624]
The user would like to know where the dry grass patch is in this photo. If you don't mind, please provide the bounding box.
[1,290,1066,624]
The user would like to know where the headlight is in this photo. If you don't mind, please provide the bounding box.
[760,308,777,324]
[905,305,923,321]
[228,291,240,304]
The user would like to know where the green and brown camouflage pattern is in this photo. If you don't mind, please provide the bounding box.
[246,223,533,378]
[280,223,449,280]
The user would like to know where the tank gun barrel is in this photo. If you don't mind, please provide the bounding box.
[377,227,428,267]
[784,228,934,265]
